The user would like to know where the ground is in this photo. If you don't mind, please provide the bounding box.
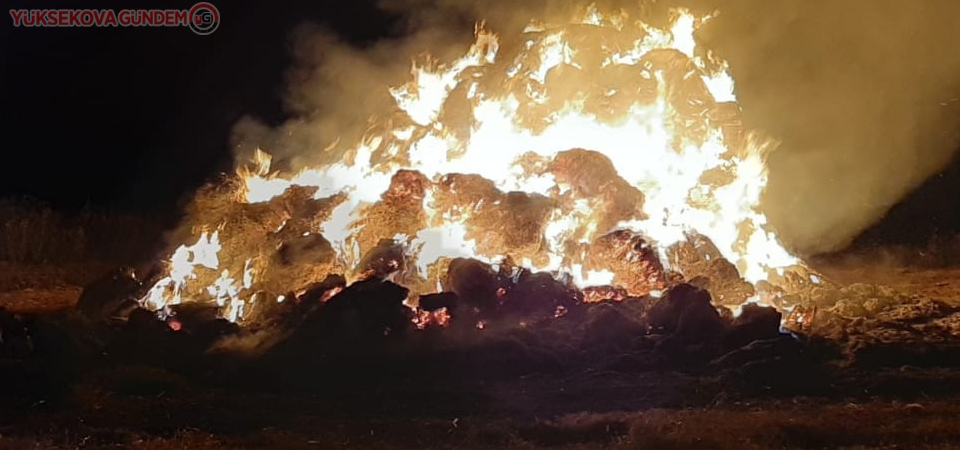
[6,371,960,449]
[4,247,960,449]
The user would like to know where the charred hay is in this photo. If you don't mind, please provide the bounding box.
[75,267,143,323]
[17,259,960,399]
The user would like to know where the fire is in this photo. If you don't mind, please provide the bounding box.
[144,6,802,322]
[142,231,222,310]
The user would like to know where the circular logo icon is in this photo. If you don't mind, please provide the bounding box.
[188,2,219,35]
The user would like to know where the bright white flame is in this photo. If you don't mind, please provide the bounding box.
[142,232,222,311]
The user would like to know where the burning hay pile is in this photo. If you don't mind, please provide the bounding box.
[32,5,960,388]
[140,6,806,328]
[42,6,852,385]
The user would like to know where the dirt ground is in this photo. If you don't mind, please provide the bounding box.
[4,367,960,449]
[4,256,960,449]
[0,262,113,314]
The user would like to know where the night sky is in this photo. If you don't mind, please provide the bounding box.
[2,0,959,249]
[1,0,396,212]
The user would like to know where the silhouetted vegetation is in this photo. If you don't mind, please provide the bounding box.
[0,198,165,265]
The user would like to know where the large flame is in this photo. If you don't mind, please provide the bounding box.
[146,6,801,321]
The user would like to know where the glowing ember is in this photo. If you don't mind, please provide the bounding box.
[415,307,452,330]
[144,6,801,323]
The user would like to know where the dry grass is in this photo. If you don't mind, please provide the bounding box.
[8,388,960,450]
[0,286,83,314]
[6,399,960,449]
[0,199,166,309]
[629,401,960,450]
[0,198,164,266]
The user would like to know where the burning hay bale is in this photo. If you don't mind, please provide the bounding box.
[431,173,555,265]
[140,177,349,320]
[641,49,716,144]
[547,150,647,235]
[472,191,555,262]
[354,170,430,259]
[218,186,344,296]
[668,233,755,307]
[355,238,410,282]
[274,233,336,276]
[584,230,666,298]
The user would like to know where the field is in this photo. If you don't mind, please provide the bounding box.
[5,200,960,449]
[5,366,960,449]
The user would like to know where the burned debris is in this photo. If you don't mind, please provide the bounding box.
[7,215,960,408]
[0,246,796,391]
[15,171,952,400]
[75,267,143,323]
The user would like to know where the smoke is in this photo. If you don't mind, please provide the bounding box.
[231,0,960,255]
[683,0,960,254]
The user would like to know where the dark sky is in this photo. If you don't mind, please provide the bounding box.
[0,0,396,212]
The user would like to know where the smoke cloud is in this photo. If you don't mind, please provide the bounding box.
[231,0,960,255]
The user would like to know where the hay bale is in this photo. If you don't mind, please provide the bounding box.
[550,150,646,231]
[354,170,430,258]
[76,267,143,322]
[499,271,584,324]
[309,279,414,340]
[443,258,500,316]
[157,177,348,316]
[432,173,554,265]
[582,302,645,351]
[355,238,409,281]
[647,284,726,345]
[584,230,666,297]
[723,304,784,350]
[668,233,754,306]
